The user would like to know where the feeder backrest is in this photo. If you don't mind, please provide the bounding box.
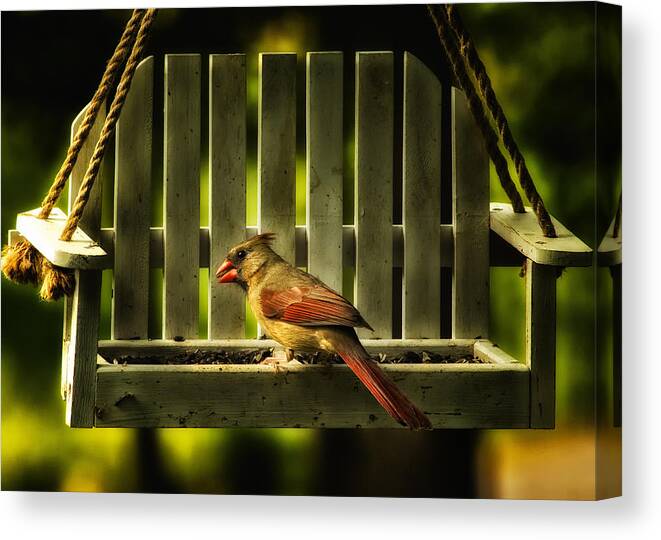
[71,51,490,342]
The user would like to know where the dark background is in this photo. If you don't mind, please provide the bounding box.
[2,3,621,497]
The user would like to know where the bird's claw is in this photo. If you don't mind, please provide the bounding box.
[260,357,288,373]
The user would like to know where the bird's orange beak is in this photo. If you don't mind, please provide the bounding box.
[216,259,238,283]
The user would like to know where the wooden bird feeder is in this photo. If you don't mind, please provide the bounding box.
[9,51,591,429]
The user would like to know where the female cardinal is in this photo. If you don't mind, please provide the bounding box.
[215,233,432,430]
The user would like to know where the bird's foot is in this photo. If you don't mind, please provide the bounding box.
[260,348,295,373]
[260,357,287,373]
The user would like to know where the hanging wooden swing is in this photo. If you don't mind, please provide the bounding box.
[5,6,591,429]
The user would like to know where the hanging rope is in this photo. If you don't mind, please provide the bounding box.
[443,4,556,238]
[60,9,157,241]
[427,4,526,215]
[2,9,157,300]
[38,9,146,220]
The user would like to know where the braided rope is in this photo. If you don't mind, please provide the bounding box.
[443,4,557,237]
[427,4,526,214]
[38,9,145,220]
[60,9,157,241]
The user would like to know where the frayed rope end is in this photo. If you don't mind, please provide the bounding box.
[2,240,76,301]
[39,260,76,301]
[1,240,44,286]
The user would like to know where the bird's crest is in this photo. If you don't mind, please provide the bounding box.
[240,232,276,250]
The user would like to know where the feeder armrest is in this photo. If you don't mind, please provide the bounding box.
[12,208,109,270]
[489,203,592,267]
[597,214,622,267]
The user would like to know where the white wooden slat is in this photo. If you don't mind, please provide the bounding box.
[61,294,72,401]
[163,54,201,340]
[354,51,394,338]
[67,270,103,426]
[14,221,542,272]
[402,52,442,339]
[258,53,296,264]
[451,88,490,339]
[64,103,107,425]
[208,54,247,339]
[69,114,105,236]
[24,207,592,273]
[112,56,153,340]
[525,259,556,428]
[306,52,344,293]
[61,107,87,399]
[13,223,459,271]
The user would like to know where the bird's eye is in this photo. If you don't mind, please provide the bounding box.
[237,250,247,260]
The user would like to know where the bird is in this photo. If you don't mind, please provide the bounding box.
[215,232,432,430]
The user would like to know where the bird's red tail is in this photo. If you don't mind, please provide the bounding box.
[335,339,432,430]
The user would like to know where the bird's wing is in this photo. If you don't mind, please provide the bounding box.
[260,285,372,329]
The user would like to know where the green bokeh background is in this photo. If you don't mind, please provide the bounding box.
[1,3,621,497]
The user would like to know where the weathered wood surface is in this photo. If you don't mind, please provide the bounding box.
[97,338,477,359]
[402,52,442,339]
[67,271,103,426]
[491,202,592,266]
[258,53,297,264]
[95,361,530,428]
[526,260,557,428]
[355,52,394,338]
[15,208,108,269]
[306,52,343,293]
[474,340,520,364]
[64,103,107,427]
[13,225,450,270]
[209,54,247,338]
[163,54,201,339]
[61,273,72,400]
[113,56,153,340]
[60,105,99,399]
[15,196,581,278]
[11,223,543,270]
[452,89,490,339]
